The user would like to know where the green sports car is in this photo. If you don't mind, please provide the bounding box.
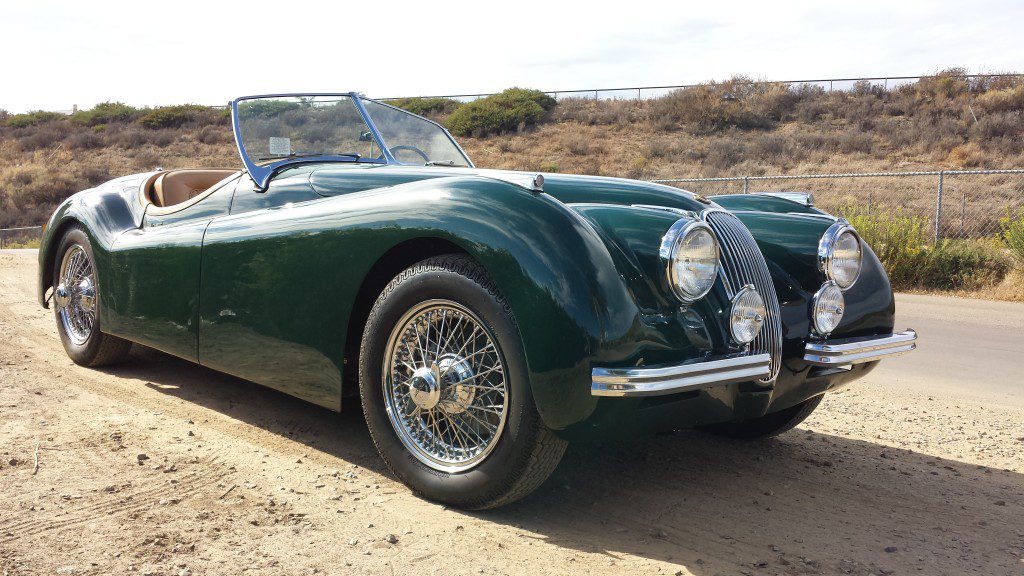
[37,93,916,508]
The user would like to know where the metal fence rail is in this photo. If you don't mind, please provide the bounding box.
[0,225,42,249]
[653,169,1024,241]
[380,73,1024,103]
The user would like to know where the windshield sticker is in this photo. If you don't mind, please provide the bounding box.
[268,137,291,156]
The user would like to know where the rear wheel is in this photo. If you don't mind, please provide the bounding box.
[700,395,824,439]
[52,227,132,367]
[359,255,566,509]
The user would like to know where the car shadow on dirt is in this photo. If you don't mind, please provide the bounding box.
[115,347,1023,576]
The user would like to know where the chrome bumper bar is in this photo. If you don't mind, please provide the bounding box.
[591,354,771,397]
[803,329,917,367]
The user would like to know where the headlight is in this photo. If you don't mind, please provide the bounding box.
[818,221,862,290]
[730,285,765,344]
[661,220,720,302]
[812,281,845,335]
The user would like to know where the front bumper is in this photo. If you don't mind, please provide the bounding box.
[591,353,771,397]
[803,329,917,367]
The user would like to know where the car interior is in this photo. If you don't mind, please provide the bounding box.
[144,169,239,208]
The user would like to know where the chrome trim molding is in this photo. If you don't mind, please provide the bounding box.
[702,209,783,381]
[592,354,771,397]
[817,219,862,290]
[756,191,814,206]
[804,329,918,367]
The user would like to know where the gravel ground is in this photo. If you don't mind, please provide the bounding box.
[1,250,1022,576]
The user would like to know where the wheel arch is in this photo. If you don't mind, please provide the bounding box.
[38,216,87,308]
[342,236,473,396]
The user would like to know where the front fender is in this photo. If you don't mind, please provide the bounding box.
[731,210,896,350]
[199,176,642,429]
[37,173,149,308]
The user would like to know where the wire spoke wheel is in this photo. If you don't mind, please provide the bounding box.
[382,299,508,472]
[55,245,97,345]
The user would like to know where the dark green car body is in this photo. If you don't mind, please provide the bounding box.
[37,161,896,439]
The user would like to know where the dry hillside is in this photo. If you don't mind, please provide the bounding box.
[2,70,1023,232]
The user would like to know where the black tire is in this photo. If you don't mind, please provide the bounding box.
[358,254,566,509]
[700,394,824,439]
[52,227,132,367]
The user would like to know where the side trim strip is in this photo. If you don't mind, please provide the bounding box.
[804,329,918,366]
[591,354,771,397]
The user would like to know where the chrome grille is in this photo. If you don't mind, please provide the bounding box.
[703,210,783,381]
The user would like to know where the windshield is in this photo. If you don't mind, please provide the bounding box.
[361,99,471,167]
[235,96,384,166]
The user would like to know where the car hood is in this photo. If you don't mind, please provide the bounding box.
[302,164,713,213]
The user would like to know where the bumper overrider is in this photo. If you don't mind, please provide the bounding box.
[591,330,917,397]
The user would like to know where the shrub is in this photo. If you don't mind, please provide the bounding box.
[71,101,141,126]
[553,97,643,125]
[444,88,556,137]
[746,84,802,122]
[387,97,462,117]
[921,239,1009,290]
[66,130,104,150]
[1001,212,1024,264]
[196,125,231,145]
[6,110,64,128]
[16,124,68,151]
[649,80,772,133]
[845,205,1009,290]
[975,85,1024,113]
[139,104,212,129]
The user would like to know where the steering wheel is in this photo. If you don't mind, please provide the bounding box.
[389,145,430,164]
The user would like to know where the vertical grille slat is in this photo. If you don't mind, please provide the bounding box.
[703,210,783,381]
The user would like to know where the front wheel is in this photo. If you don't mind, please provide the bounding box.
[359,255,566,509]
[52,227,132,367]
[700,395,824,439]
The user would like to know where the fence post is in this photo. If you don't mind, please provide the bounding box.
[961,192,966,237]
[868,190,873,214]
[934,170,944,242]
[743,176,749,194]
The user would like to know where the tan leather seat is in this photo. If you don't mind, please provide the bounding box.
[151,169,237,207]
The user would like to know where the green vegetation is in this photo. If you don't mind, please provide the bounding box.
[139,104,219,129]
[5,110,65,128]
[237,99,301,119]
[844,206,1011,291]
[387,97,462,117]
[1000,212,1024,264]
[71,102,141,126]
[445,88,557,137]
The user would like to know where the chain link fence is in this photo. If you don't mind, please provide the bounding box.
[653,170,1024,241]
[0,226,42,249]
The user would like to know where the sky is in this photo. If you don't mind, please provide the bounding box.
[3,0,1022,113]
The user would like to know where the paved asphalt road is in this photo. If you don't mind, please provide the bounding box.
[878,292,1024,407]
[3,248,1021,406]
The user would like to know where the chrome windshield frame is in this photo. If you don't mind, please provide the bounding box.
[230,92,472,189]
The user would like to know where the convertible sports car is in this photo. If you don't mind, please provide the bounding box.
[38,93,917,509]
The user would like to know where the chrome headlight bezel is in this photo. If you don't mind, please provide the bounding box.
[811,281,845,336]
[660,219,721,303]
[817,220,863,291]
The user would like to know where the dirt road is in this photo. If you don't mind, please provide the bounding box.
[1,249,1022,576]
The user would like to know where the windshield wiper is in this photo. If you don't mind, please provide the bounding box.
[258,152,361,161]
[425,160,459,167]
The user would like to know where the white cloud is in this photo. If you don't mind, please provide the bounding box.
[2,0,1021,112]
